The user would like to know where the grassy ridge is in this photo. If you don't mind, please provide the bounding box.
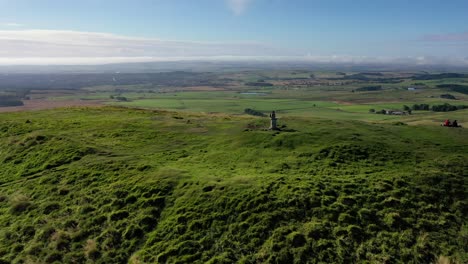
[0,107,466,263]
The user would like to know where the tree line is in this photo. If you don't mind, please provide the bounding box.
[405,103,467,112]
[244,108,266,117]
[0,95,24,107]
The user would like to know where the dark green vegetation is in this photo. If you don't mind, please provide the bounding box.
[0,96,23,107]
[355,86,382,92]
[410,103,467,112]
[431,104,467,112]
[440,94,456,100]
[244,108,266,117]
[436,84,468,95]
[0,91,28,107]
[413,73,468,80]
[245,82,274,87]
[0,107,466,263]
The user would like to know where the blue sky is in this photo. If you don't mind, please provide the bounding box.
[0,0,467,65]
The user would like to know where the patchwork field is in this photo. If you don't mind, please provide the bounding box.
[2,71,468,125]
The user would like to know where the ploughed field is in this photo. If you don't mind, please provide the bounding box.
[0,107,466,263]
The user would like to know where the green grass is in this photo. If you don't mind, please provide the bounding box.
[109,95,468,125]
[39,70,468,129]
[112,98,339,114]
[74,78,466,125]
[0,106,466,263]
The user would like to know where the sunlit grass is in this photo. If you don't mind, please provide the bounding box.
[0,107,466,263]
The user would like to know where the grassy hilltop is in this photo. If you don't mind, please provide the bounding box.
[0,106,466,263]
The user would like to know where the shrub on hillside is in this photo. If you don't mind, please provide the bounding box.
[437,84,468,94]
[45,251,63,263]
[84,239,101,260]
[43,202,60,214]
[356,86,382,92]
[244,108,266,117]
[431,103,467,112]
[245,82,273,87]
[412,104,430,110]
[440,94,457,99]
[10,194,32,214]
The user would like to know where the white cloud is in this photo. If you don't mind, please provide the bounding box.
[1,22,23,27]
[0,29,286,64]
[302,54,468,66]
[226,0,253,15]
[0,29,467,66]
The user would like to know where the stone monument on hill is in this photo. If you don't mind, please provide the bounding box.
[269,111,279,130]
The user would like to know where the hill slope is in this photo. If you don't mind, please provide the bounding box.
[0,107,466,263]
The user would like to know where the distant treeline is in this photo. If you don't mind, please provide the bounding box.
[436,84,468,95]
[355,85,382,92]
[440,94,456,100]
[245,82,274,87]
[359,72,384,76]
[339,74,403,83]
[342,74,372,81]
[410,103,467,112]
[244,108,266,117]
[0,96,24,107]
[0,72,220,91]
[413,73,468,80]
[110,95,129,102]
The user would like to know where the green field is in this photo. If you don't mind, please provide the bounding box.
[0,107,466,263]
[103,89,468,125]
[64,71,466,126]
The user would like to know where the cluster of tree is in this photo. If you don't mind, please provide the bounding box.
[369,109,387,114]
[440,94,457,99]
[370,107,414,115]
[410,104,430,111]
[342,74,371,81]
[0,100,23,107]
[245,82,274,87]
[337,74,403,83]
[413,73,467,80]
[359,72,384,76]
[431,103,467,112]
[110,95,128,101]
[401,105,413,114]
[436,84,468,95]
[408,103,467,112]
[244,108,266,117]
[355,85,382,92]
[0,96,24,107]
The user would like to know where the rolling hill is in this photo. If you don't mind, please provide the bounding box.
[0,107,466,263]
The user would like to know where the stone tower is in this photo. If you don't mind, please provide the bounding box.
[269,111,278,130]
